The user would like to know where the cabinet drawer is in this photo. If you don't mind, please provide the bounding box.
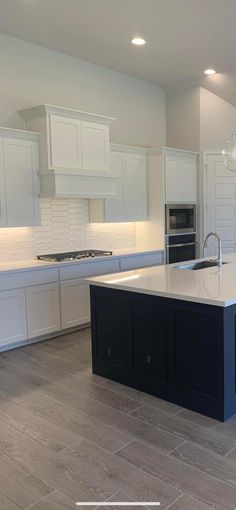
[120,252,163,271]
[0,268,58,291]
[59,259,120,281]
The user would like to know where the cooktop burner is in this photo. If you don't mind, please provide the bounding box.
[36,250,113,262]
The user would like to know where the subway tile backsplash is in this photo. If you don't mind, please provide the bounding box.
[0,199,136,261]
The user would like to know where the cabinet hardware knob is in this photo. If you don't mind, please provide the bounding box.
[107,347,111,356]
[147,354,151,364]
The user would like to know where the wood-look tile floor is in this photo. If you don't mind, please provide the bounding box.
[1,329,236,509]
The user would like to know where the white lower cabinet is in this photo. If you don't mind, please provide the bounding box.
[26,283,61,338]
[0,289,27,345]
[60,279,90,329]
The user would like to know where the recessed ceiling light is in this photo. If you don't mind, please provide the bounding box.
[131,37,146,46]
[204,69,216,75]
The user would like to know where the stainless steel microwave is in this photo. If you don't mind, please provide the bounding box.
[165,204,196,235]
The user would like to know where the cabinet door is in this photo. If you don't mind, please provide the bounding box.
[132,302,169,381]
[104,152,126,221]
[3,137,40,227]
[26,283,61,338]
[165,155,197,203]
[0,138,6,226]
[60,279,90,329]
[94,293,129,368]
[125,154,147,221]
[81,121,109,173]
[50,115,82,170]
[0,289,27,346]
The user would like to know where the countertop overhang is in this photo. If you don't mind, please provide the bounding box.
[86,253,236,307]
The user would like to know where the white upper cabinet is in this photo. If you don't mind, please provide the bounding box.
[89,145,148,223]
[81,121,109,173]
[0,128,40,228]
[20,105,116,198]
[50,115,82,170]
[165,150,198,203]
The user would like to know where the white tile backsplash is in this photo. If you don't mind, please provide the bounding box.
[0,199,136,261]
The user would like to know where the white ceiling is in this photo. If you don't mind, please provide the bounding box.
[1,0,236,105]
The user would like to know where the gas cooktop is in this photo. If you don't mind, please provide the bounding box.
[36,249,113,262]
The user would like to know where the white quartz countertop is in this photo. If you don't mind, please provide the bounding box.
[86,253,236,307]
[0,247,164,275]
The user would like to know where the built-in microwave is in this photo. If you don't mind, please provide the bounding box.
[165,204,196,235]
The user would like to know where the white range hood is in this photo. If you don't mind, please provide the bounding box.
[20,104,117,198]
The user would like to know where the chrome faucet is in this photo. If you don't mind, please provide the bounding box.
[203,232,222,267]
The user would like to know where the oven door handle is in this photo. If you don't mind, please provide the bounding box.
[166,242,196,248]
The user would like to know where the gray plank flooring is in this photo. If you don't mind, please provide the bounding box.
[1,328,236,509]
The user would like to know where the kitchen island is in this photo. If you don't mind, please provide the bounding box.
[87,254,236,422]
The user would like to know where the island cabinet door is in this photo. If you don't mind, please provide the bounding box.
[92,292,130,368]
[131,301,169,381]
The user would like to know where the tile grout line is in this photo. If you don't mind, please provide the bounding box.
[22,488,57,510]
[167,440,187,456]
[112,439,135,455]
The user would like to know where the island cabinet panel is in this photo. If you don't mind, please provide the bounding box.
[93,293,130,369]
[173,309,218,397]
[131,302,169,381]
[90,286,236,421]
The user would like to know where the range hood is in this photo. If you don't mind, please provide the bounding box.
[40,169,117,199]
[20,104,117,198]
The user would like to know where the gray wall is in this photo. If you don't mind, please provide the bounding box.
[166,87,200,151]
[0,33,166,148]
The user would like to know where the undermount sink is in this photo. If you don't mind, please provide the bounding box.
[175,260,228,270]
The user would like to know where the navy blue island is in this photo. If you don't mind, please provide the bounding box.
[87,254,236,422]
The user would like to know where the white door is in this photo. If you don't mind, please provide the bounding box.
[0,289,27,346]
[104,152,126,221]
[165,155,197,203]
[81,121,109,173]
[0,138,7,226]
[3,137,40,227]
[205,153,236,256]
[60,279,90,329]
[125,154,147,221]
[26,283,61,338]
[50,115,82,170]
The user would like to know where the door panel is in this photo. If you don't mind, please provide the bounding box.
[26,283,61,338]
[0,289,27,345]
[0,138,6,226]
[81,122,109,173]
[165,156,197,203]
[94,294,129,368]
[205,154,236,256]
[132,302,169,381]
[61,279,90,329]
[50,115,82,169]
[3,138,40,226]
[104,152,125,221]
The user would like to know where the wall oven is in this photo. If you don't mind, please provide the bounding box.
[166,234,196,264]
[165,204,196,235]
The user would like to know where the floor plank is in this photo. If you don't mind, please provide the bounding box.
[131,405,236,455]
[115,440,236,509]
[171,440,236,486]
[167,494,213,509]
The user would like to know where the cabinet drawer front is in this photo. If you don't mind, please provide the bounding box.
[60,279,90,329]
[59,259,120,281]
[120,252,163,271]
[0,289,27,346]
[26,283,61,338]
[0,268,58,291]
